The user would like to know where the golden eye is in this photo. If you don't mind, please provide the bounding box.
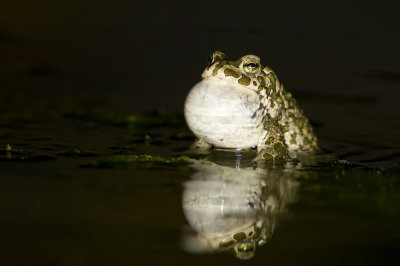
[243,58,260,74]
[237,241,255,254]
[234,241,256,260]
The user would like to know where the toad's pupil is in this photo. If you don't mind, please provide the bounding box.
[208,56,213,63]
[246,63,257,68]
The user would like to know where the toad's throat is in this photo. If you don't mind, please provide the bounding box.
[184,78,264,149]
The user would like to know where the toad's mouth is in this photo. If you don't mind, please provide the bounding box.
[203,76,259,93]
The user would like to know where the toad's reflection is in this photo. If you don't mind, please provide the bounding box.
[181,157,298,260]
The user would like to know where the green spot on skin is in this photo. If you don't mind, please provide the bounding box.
[289,98,297,109]
[238,74,251,86]
[274,142,287,157]
[276,96,283,104]
[275,112,282,121]
[263,153,273,160]
[282,123,289,133]
[295,118,304,129]
[312,140,318,148]
[224,68,240,78]
[219,240,235,249]
[253,81,257,86]
[265,87,271,97]
[303,137,311,146]
[266,72,276,92]
[266,136,274,145]
[261,186,269,197]
[227,60,240,68]
[258,85,263,92]
[233,232,247,242]
[264,121,270,130]
[262,228,273,242]
[270,92,276,108]
[290,133,297,144]
[212,61,224,76]
[253,226,261,239]
[257,76,266,86]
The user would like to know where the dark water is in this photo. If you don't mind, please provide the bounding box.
[1,1,400,265]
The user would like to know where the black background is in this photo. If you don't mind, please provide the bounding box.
[2,0,400,149]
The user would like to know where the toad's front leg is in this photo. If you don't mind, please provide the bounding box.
[254,124,288,161]
[190,138,213,153]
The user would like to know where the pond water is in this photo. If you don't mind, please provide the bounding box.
[1,104,399,265]
[1,1,400,265]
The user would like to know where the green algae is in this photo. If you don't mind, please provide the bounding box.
[5,144,12,152]
[295,159,400,202]
[83,154,194,169]
[0,144,55,162]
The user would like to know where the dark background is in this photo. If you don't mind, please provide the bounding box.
[2,0,400,151]
[1,1,400,265]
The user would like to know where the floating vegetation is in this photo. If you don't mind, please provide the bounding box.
[0,144,55,162]
[297,160,400,193]
[83,154,194,170]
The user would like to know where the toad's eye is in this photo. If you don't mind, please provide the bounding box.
[235,241,256,260]
[243,58,260,74]
[207,55,213,63]
[238,242,255,254]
